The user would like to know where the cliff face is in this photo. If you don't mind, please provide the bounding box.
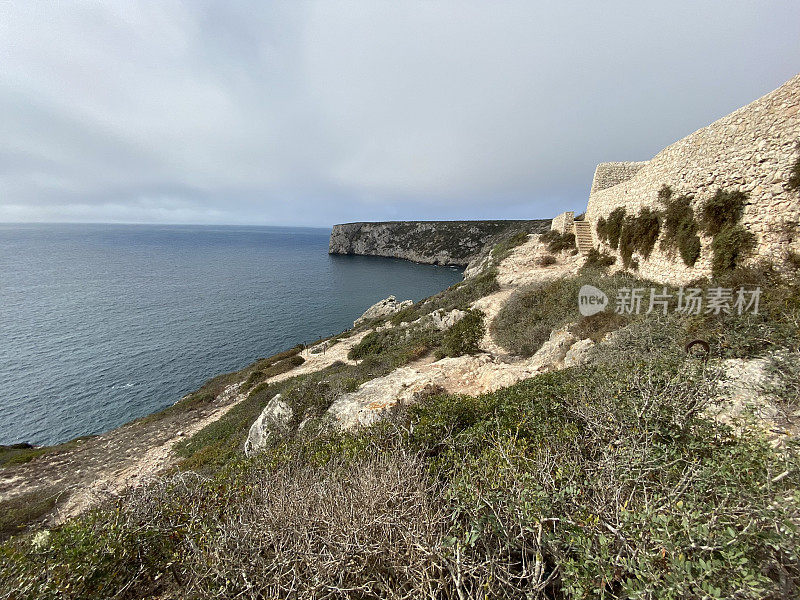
[329,220,551,267]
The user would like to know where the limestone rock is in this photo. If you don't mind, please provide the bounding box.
[564,338,596,368]
[710,358,780,425]
[354,296,412,327]
[244,394,292,456]
[428,308,466,330]
[329,221,551,267]
[529,327,578,371]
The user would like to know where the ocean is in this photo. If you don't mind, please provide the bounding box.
[0,223,463,446]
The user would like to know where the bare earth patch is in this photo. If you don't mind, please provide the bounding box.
[0,329,369,530]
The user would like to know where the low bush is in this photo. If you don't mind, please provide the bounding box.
[583,248,615,270]
[619,207,661,268]
[789,249,800,269]
[4,311,800,598]
[491,230,529,262]
[596,207,626,249]
[389,267,499,326]
[570,310,628,342]
[536,253,558,267]
[439,309,485,357]
[0,445,48,468]
[541,230,576,253]
[0,488,60,542]
[347,322,440,362]
[710,224,756,277]
[490,271,656,357]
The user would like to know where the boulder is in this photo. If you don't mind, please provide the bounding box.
[529,327,578,371]
[244,394,292,456]
[429,308,466,330]
[563,338,595,368]
[354,296,413,327]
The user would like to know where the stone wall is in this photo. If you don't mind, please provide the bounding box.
[585,74,800,284]
[329,220,551,267]
[551,211,575,234]
[589,162,649,194]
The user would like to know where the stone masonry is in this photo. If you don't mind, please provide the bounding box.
[551,211,575,234]
[584,74,800,284]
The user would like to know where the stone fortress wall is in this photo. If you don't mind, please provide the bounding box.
[581,73,800,284]
[589,162,649,194]
[550,211,575,234]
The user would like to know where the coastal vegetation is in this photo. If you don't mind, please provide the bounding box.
[541,229,577,253]
[2,299,799,598]
[2,229,799,598]
[658,186,701,267]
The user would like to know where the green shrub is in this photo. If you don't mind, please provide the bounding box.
[788,249,800,269]
[439,310,485,357]
[240,370,264,392]
[491,230,529,261]
[536,253,558,267]
[618,208,661,268]
[490,271,656,357]
[4,311,800,598]
[0,488,59,541]
[541,230,576,253]
[390,267,499,326]
[710,224,756,276]
[570,310,628,342]
[699,189,748,236]
[583,248,615,270]
[659,185,702,266]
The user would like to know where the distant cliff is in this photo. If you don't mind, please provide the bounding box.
[329,220,551,267]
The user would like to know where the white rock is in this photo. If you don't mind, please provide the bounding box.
[710,358,780,424]
[563,338,595,368]
[429,308,467,330]
[244,394,292,456]
[354,296,413,327]
[529,327,578,371]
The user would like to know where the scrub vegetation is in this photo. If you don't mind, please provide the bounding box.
[2,232,799,598]
[2,302,799,598]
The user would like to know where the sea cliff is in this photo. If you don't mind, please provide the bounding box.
[328,220,551,266]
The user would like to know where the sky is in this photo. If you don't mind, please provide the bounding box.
[1,2,799,227]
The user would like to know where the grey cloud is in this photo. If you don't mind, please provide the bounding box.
[0,1,798,226]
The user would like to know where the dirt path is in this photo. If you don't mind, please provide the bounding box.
[0,329,370,528]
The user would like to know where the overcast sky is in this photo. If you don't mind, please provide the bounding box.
[1,2,799,227]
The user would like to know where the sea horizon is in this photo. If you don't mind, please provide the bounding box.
[0,223,462,446]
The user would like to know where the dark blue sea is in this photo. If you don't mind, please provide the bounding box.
[0,224,463,446]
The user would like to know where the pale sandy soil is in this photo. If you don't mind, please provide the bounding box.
[326,236,590,428]
[0,329,370,526]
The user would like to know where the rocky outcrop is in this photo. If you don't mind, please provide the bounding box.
[329,220,550,267]
[244,395,292,456]
[563,338,595,368]
[354,296,412,327]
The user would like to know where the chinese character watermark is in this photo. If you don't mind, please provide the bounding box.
[578,285,761,316]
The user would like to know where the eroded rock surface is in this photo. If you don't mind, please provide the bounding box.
[244,395,292,456]
[354,296,412,327]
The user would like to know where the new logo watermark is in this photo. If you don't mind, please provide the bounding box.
[578,285,609,316]
[577,285,761,316]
